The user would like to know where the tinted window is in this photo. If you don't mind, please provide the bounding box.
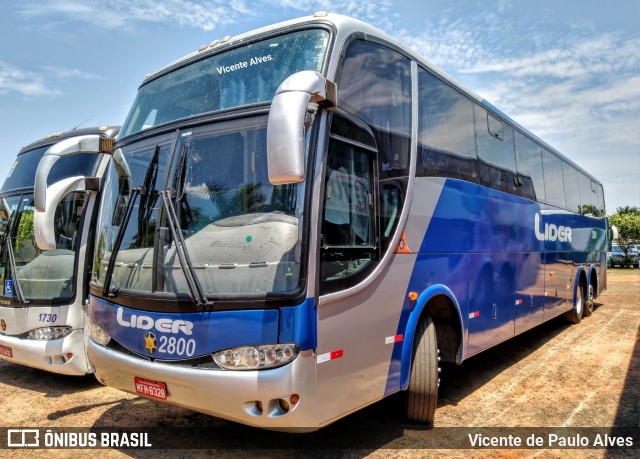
[578,172,597,216]
[320,137,376,294]
[596,184,605,217]
[542,149,565,208]
[515,131,545,201]
[338,40,411,177]
[1,148,46,192]
[1,147,99,194]
[121,29,330,137]
[562,162,581,213]
[417,68,477,181]
[475,105,517,193]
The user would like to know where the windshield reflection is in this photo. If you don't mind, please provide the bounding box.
[96,116,304,299]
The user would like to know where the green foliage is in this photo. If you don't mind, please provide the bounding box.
[15,210,34,252]
[610,209,640,257]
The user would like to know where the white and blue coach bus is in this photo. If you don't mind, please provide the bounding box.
[0,126,118,375]
[71,14,606,429]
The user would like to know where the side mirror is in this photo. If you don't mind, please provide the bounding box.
[34,176,92,251]
[34,134,113,212]
[610,224,619,242]
[267,71,336,185]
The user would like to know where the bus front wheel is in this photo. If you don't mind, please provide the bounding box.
[406,315,439,424]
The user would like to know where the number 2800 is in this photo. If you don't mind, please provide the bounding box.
[158,336,196,357]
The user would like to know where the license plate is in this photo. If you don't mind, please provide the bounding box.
[0,344,13,358]
[134,377,167,400]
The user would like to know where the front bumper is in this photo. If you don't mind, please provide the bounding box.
[87,339,321,431]
[0,329,91,375]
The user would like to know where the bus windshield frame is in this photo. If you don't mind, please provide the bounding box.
[93,114,310,309]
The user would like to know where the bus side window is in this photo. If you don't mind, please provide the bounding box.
[338,39,411,178]
[475,105,517,194]
[320,127,378,295]
[417,68,478,182]
[515,131,545,202]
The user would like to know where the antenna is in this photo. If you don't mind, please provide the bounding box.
[71,114,95,131]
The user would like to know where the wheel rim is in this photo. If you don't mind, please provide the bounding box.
[575,286,583,316]
[588,285,594,311]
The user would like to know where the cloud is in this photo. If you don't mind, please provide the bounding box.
[0,61,58,96]
[18,0,255,32]
[17,0,397,32]
[0,60,101,97]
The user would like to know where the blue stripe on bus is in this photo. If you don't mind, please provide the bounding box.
[90,295,279,359]
[279,297,317,351]
[383,178,607,396]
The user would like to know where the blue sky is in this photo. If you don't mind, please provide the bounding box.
[1,0,638,213]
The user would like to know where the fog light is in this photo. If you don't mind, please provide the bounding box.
[89,322,111,346]
[28,326,72,340]
[279,398,290,413]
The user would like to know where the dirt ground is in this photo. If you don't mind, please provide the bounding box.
[0,269,638,458]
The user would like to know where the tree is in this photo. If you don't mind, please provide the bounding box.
[609,209,640,262]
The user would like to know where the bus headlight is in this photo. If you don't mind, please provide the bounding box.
[213,344,300,370]
[89,322,111,346]
[28,326,72,340]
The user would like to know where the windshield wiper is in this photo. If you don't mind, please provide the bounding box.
[160,189,209,306]
[5,237,28,304]
[102,187,140,297]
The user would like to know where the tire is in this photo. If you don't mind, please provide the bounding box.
[583,283,594,317]
[406,315,439,423]
[564,283,584,324]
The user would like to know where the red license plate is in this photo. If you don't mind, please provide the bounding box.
[0,344,13,358]
[134,377,167,400]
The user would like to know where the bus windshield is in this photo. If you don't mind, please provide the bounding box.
[0,148,99,303]
[94,116,304,299]
[120,29,329,138]
[0,192,89,302]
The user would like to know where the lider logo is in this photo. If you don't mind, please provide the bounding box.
[534,213,572,243]
[116,308,194,335]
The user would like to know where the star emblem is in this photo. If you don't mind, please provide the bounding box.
[144,332,157,353]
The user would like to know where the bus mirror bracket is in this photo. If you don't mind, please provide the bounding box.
[34,135,114,212]
[34,176,91,251]
[267,71,336,185]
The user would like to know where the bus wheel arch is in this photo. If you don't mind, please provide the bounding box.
[401,287,463,423]
[400,287,463,391]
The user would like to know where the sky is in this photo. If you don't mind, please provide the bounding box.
[0,0,638,214]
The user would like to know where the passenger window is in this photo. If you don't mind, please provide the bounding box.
[515,131,545,201]
[542,149,566,209]
[417,68,478,181]
[562,162,581,213]
[487,113,504,140]
[475,105,517,193]
[578,172,597,216]
[320,121,378,295]
[338,40,411,177]
[596,183,605,218]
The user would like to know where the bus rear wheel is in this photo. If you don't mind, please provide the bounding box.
[583,284,595,317]
[406,315,439,424]
[564,283,584,324]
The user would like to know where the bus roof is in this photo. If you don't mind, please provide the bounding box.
[19,125,120,155]
[137,13,601,186]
